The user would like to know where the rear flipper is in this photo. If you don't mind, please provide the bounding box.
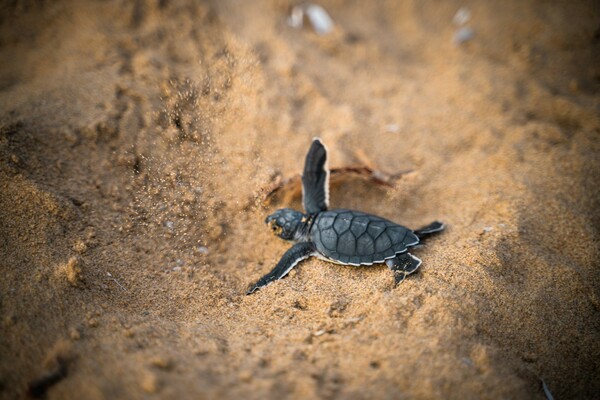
[414,221,444,240]
[247,242,315,294]
[386,253,422,285]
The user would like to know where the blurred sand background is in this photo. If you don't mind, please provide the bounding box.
[1,0,599,398]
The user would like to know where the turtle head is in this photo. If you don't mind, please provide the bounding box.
[265,208,304,241]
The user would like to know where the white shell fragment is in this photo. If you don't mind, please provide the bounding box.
[288,6,304,28]
[306,4,334,35]
[453,7,471,26]
[287,3,334,35]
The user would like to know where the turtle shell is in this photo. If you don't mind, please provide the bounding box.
[310,209,419,266]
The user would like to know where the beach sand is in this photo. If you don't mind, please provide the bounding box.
[1,0,599,398]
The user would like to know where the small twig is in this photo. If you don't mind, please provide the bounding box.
[541,379,554,400]
[107,272,127,291]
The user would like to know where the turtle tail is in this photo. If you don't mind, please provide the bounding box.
[414,221,444,239]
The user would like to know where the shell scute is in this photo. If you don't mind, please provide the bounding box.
[337,231,356,254]
[333,215,352,234]
[320,228,338,251]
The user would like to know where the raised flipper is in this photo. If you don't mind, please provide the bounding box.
[414,221,444,240]
[385,252,422,285]
[247,242,315,294]
[302,138,329,214]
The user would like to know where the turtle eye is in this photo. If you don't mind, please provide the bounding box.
[268,220,282,235]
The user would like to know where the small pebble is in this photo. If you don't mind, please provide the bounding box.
[124,328,135,338]
[196,246,209,255]
[69,328,81,341]
[150,356,173,370]
[165,221,175,229]
[140,371,158,393]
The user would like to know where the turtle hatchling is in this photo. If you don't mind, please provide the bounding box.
[247,138,444,294]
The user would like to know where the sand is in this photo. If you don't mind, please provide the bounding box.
[1,0,599,398]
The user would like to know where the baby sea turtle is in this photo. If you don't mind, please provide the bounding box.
[247,138,444,294]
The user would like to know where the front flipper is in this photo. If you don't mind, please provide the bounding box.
[385,252,422,285]
[302,138,329,214]
[247,242,315,294]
